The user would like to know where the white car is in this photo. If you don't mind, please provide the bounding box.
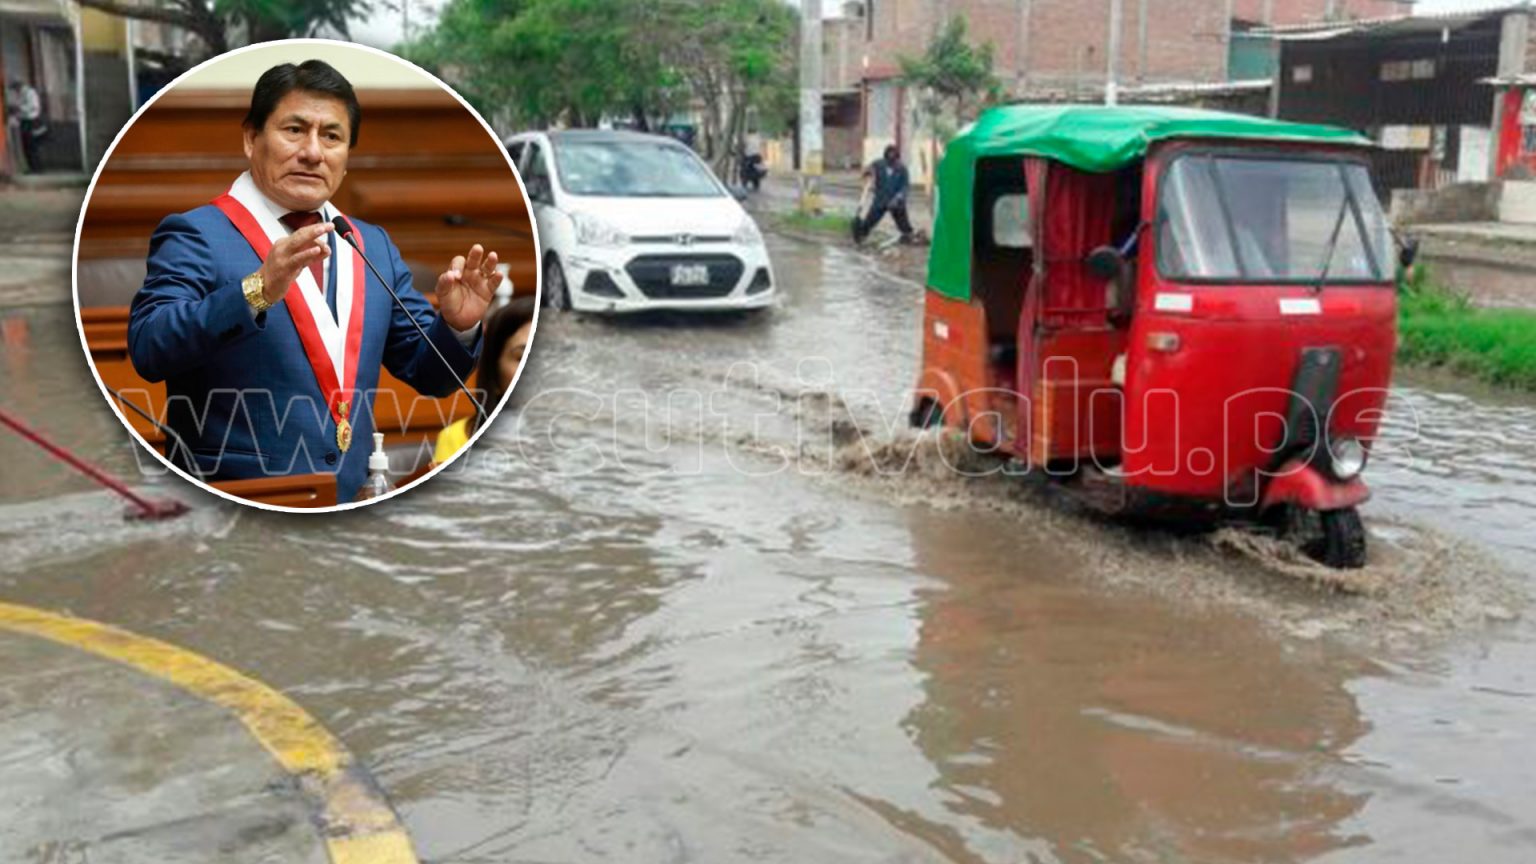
[504,130,775,314]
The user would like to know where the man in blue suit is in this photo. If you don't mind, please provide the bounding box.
[129,59,502,504]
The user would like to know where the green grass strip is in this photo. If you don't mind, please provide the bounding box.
[1398,266,1536,390]
[775,210,854,236]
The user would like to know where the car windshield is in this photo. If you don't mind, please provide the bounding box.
[554,139,724,198]
[1156,155,1393,283]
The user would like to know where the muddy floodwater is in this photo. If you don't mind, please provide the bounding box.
[3,234,1536,862]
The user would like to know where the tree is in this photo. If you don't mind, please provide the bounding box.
[405,0,797,173]
[76,0,372,58]
[406,0,684,130]
[647,0,794,174]
[897,15,1002,139]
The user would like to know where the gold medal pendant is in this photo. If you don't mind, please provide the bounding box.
[335,400,352,452]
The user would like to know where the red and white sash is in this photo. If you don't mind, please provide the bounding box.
[212,172,367,439]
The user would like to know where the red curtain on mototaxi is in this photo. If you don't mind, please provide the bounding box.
[1018,160,1121,463]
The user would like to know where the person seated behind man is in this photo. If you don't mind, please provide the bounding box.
[853,144,915,245]
[434,295,536,463]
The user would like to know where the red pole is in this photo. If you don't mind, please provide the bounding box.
[0,407,186,520]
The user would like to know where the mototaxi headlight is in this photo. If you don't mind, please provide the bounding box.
[573,212,629,248]
[1327,436,1367,480]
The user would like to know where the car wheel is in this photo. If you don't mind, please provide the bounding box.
[544,255,571,311]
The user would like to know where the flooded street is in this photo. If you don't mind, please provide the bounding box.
[4,233,1536,862]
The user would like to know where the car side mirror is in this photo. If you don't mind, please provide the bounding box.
[526,176,551,203]
[728,184,749,201]
[1086,245,1125,280]
[1398,236,1419,269]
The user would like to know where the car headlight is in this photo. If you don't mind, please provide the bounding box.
[573,212,629,248]
[732,216,764,246]
[1327,436,1367,480]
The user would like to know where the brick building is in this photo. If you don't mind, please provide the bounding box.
[835,0,1413,182]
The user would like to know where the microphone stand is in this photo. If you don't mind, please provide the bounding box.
[331,216,489,424]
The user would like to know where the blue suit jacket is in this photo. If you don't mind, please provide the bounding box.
[128,204,479,503]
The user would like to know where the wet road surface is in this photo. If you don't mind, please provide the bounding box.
[2,233,1535,862]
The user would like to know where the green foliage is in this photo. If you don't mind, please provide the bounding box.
[1397,266,1536,390]
[78,0,369,56]
[221,0,366,42]
[406,0,797,163]
[897,15,1002,138]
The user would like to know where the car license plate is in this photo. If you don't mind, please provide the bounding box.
[670,264,710,286]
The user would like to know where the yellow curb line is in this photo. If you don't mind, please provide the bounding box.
[0,601,418,864]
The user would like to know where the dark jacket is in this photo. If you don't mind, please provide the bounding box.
[129,205,479,501]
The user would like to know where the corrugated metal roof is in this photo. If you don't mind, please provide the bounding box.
[1259,1,1529,39]
[1118,78,1273,97]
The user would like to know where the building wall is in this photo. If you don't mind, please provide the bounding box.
[1231,0,1411,26]
[823,16,863,91]
[81,9,133,171]
[1229,32,1276,80]
[859,0,943,79]
[857,0,1233,91]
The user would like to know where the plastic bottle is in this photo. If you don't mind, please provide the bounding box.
[356,432,392,501]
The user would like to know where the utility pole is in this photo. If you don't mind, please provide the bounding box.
[1137,0,1149,82]
[1106,0,1123,105]
[799,0,823,214]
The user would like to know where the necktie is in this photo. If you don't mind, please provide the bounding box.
[280,211,336,318]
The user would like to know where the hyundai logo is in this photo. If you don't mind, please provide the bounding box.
[675,233,694,247]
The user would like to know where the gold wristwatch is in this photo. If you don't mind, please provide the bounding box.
[243,271,273,313]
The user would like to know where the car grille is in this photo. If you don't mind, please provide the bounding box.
[626,254,744,299]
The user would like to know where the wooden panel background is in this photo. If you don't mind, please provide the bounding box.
[78,87,535,291]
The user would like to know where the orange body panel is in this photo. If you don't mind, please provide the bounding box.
[916,292,1019,448]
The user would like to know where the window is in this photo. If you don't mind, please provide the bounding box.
[1381,59,1435,82]
[1156,155,1391,283]
[554,140,724,198]
[991,194,1032,248]
[505,140,525,167]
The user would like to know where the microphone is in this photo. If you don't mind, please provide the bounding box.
[331,215,489,424]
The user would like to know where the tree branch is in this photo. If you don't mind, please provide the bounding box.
[76,0,196,29]
[76,0,227,53]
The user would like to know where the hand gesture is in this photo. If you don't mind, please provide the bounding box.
[258,222,333,305]
[437,243,502,331]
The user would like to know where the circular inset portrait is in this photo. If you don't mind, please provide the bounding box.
[72,39,539,512]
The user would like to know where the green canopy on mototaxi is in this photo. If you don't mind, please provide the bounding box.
[925,104,1374,302]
